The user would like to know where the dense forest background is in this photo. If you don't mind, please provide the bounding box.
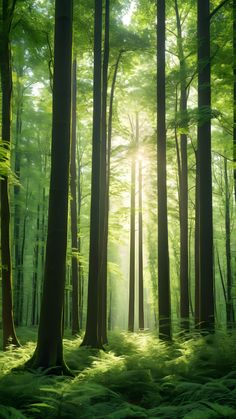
[0,0,236,417]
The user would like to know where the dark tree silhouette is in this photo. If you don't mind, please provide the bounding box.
[128,137,136,333]
[98,0,110,345]
[157,0,171,339]
[81,0,103,348]
[0,0,20,350]
[197,0,214,329]
[70,58,79,335]
[174,0,189,331]
[25,0,73,373]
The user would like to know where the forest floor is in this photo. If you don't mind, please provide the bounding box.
[0,328,236,418]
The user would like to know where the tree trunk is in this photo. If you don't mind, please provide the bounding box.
[81,0,103,348]
[70,58,79,335]
[137,113,144,330]
[224,158,234,327]
[77,146,83,329]
[98,0,110,345]
[197,0,214,329]
[0,0,20,350]
[157,0,171,339]
[128,150,135,332]
[32,203,40,325]
[13,69,23,326]
[26,0,73,373]
[194,148,200,327]
[174,0,189,331]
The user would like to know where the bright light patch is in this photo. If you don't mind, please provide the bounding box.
[122,1,136,26]
[31,82,44,97]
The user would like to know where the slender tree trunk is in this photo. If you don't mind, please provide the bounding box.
[98,0,110,345]
[32,203,40,325]
[77,147,83,328]
[17,178,29,325]
[194,148,200,326]
[197,0,214,329]
[0,0,20,350]
[39,184,46,316]
[128,151,135,332]
[81,0,103,348]
[13,71,23,326]
[70,58,79,335]
[26,0,73,373]
[224,158,234,327]
[157,0,171,339]
[137,114,144,330]
[174,0,189,331]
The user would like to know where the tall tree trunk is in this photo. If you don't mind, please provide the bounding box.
[194,148,200,327]
[32,203,40,326]
[128,150,135,332]
[0,0,20,350]
[197,0,214,329]
[26,0,73,373]
[39,184,46,318]
[137,113,144,330]
[17,177,29,325]
[77,146,83,329]
[98,0,110,345]
[157,0,171,339]
[70,58,79,335]
[81,0,103,348]
[13,69,23,327]
[174,0,189,331]
[224,158,234,327]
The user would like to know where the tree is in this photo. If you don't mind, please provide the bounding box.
[26,0,73,373]
[0,0,20,350]
[157,0,171,339]
[174,0,189,331]
[70,58,79,335]
[128,125,136,333]
[197,0,214,329]
[98,0,110,345]
[137,114,144,331]
[223,157,234,328]
[81,0,103,348]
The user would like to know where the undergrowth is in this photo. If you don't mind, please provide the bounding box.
[0,328,236,418]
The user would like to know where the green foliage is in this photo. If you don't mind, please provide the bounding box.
[1,329,236,418]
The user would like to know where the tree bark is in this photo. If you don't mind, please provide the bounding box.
[13,69,23,326]
[197,0,214,330]
[137,113,144,330]
[26,0,73,373]
[98,0,110,345]
[32,203,40,325]
[194,149,200,327]
[224,158,234,327]
[77,146,83,329]
[0,0,20,350]
[128,149,135,332]
[174,0,189,331]
[70,58,79,335]
[157,0,171,339]
[81,0,103,348]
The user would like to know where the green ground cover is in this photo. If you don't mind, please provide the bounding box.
[0,329,236,418]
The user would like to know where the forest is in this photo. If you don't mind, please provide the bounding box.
[0,0,235,417]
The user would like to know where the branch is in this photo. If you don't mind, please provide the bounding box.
[210,0,231,20]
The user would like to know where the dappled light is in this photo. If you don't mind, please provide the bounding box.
[0,0,235,416]
[1,330,236,417]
